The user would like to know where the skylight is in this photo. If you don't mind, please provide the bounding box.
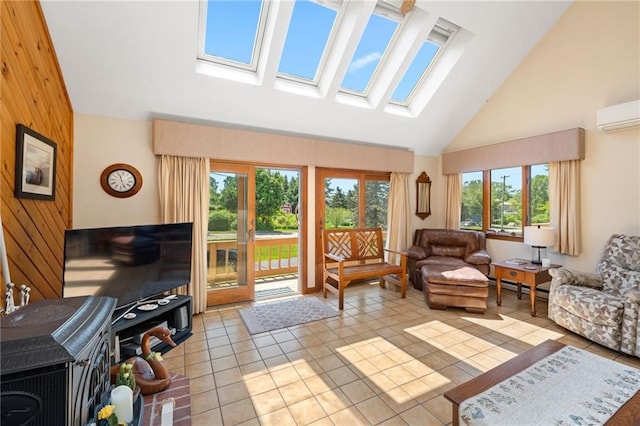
[391,41,440,103]
[197,0,465,117]
[340,11,400,95]
[201,0,268,70]
[390,20,458,104]
[278,0,341,83]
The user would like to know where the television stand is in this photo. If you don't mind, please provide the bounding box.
[111,294,192,364]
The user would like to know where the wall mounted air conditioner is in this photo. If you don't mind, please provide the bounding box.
[597,99,640,132]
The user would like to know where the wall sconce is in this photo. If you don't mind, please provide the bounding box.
[524,225,555,264]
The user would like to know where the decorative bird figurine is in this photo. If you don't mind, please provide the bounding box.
[111,326,176,395]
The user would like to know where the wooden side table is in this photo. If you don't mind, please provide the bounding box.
[492,259,561,317]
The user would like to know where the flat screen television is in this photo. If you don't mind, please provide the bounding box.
[63,222,193,311]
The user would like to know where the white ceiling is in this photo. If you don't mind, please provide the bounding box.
[40,1,571,156]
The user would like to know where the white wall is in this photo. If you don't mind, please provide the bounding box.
[446,1,640,273]
[73,114,159,229]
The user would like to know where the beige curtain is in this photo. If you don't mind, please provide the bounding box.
[158,155,210,314]
[386,172,412,264]
[445,174,462,229]
[549,160,581,256]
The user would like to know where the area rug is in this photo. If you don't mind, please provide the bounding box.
[255,286,296,299]
[239,297,338,334]
[459,345,640,425]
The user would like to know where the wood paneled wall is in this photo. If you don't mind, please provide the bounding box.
[1,1,73,303]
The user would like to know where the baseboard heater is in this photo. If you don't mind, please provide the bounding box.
[487,277,550,300]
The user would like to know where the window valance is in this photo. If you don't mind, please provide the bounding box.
[152,119,414,174]
[442,128,585,175]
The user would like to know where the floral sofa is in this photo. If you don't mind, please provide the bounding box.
[548,234,640,357]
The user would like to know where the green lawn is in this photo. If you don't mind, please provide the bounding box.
[256,244,298,262]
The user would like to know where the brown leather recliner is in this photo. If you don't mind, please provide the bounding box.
[406,229,491,290]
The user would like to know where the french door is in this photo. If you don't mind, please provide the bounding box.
[207,163,256,306]
[314,168,390,288]
[207,163,305,306]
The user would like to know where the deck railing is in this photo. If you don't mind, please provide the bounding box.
[254,237,298,277]
[207,236,298,284]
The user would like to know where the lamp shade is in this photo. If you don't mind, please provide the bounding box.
[524,226,555,247]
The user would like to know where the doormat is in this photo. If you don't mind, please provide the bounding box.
[239,297,339,334]
[255,287,296,299]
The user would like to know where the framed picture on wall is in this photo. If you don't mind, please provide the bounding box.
[15,124,57,201]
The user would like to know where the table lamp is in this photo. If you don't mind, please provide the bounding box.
[524,225,555,264]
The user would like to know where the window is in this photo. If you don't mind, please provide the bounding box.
[390,20,457,104]
[460,171,483,230]
[365,179,390,229]
[200,0,269,71]
[529,164,550,225]
[198,0,465,115]
[320,171,390,231]
[340,9,400,95]
[277,0,342,84]
[490,167,522,234]
[461,164,549,238]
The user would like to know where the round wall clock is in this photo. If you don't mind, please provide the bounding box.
[100,163,143,198]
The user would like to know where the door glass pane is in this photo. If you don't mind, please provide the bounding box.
[325,178,358,228]
[490,167,522,235]
[254,169,300,286]
[365,180,389,230]
[208,171,248,289]
[461,171,483,230]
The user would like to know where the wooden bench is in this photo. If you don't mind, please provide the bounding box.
[321,227,407,310]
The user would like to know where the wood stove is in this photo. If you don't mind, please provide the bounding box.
[1,296,116,426]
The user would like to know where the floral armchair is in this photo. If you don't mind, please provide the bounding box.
[548,234,640,357]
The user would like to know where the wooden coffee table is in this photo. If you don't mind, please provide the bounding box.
[444,340,640,426]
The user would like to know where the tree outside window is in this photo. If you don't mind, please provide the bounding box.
[490,167,521,235]
[323,175,389,230]
[530,164,550,225]
[365,180,389,229]
[460,164,549,238]
[461,171,483,229]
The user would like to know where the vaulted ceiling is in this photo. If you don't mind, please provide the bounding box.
[40,1,571,156]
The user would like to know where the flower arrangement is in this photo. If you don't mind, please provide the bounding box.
[97,405,119,426]
[115,362,136,390]
[97,362,136,425]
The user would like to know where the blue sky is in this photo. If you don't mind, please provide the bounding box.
[205,1,261,65]
[204,0,439,101]
[278,0,336,81]
[341,12,397,93]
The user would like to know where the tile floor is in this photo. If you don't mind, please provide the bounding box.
[161,282,640,425]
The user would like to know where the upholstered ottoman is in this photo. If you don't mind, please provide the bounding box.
[422,265,489,313]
